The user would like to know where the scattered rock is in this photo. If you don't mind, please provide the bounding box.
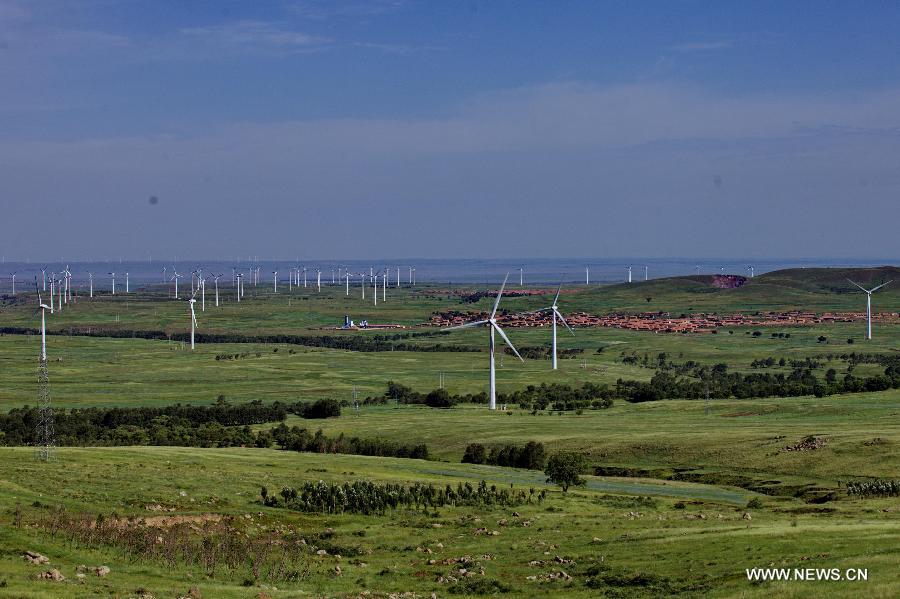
[36,568,65,581]
[742,512,752,521]
[785,436,828,452]
[526,570,572,582]
[23,551,49,565]
[95,565,111,577]
[316,549,328,556]
[497,518,508,526]
[334,565,342,576]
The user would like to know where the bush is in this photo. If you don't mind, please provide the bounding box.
[425,388,455,408]
[746,497,763,509]
[299,398,341,419]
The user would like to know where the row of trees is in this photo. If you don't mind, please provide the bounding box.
[845,479,900,498]
[264,479,541,514]
[269,423,428,459]
[462,441,546,469]
[0,327,478,353]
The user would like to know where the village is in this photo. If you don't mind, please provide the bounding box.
[430,309,900,334]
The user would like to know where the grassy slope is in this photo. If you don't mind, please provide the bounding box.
[0,447,898,598]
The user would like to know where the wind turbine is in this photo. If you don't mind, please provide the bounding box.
[316,269,322,292]
[212,273,222,307]
[303,267,308,288]
[529,284,575,370]
[747,266,755,278]
[644,266,649,281]
[199,275,206,311]
[848,279,892,340]
[585,267,589,285]
[627,266,632,283]
[87,272,94,299]
[10,272,16,295]
[188,292,198,350]
[41,267,47,291]
[35,282,51,362]
[373,274,378,306]
[171,268,182,299]
[519,267,524,287]
[345,271,350,296]
[695,265,701,275]
[49,277,55,313]
[360,273,366,299]
[125,272,129,293]
[109,272,116,295]
[236,273,243,302]
[163,266,168,284]
[272,269,278,293]
[445,274,523,410]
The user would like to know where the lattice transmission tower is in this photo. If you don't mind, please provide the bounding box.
[34,356,56,461]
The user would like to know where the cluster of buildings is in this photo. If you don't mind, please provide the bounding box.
[429,309,899,334]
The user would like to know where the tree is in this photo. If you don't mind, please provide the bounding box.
[425,388,454,408]
[462,443,486,464]
[544,451,587,492]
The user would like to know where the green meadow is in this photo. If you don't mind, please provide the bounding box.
[0,267,898,597]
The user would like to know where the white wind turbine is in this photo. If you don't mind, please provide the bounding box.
[627,266,632,283]
[316,269,321,292]
[848,279,892,340]
[171,268,182,299]
[303,267,308,288]
[236,273,243,303]
[49,276,55,313]
[36,284,51,361]
[529,284,575,370]
[519,267,524,287]
[199,274,206,311]
[188,292,198,350]
[345,271,350,296]
[125,272,129,293]
[585,266,590,285]
[41,267,47,291]
[360,273,366,299]
[163,266,167,284]
[212,273,222,307]
[644,266,648,281]
[10,272,16,295]
[446,274,523,410]
[373,274,378,306]
[87,272,94,299]
[272,269,278,293]
[747,265,755,278]
[109,272,116,295]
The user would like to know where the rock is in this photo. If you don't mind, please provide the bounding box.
[498,518,508,526]
[591,537,602,544]
[316,549,328,556]
[435,542,444,549]
[23,551,49,565]
[742,512,752,520]
[95,565,111,577]
[334,565,342,576]
[76,573,86,581]
[37,569,65,581]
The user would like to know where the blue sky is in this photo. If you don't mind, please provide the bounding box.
[2,0,899,260]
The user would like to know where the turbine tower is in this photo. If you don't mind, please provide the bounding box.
[848,279,892,340]
[530,284,575,370]
[188,292,198,350]
[446,274,523,410]
[627,266,632,283]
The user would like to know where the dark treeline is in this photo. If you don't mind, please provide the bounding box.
[0,327,478,353]
[269,423,428,459]
[381,381,615,412]
[615,363,900,402]
[462,441,546,470]
[0,399,287,446]
[264,479,542,514]
[498,382,615,411]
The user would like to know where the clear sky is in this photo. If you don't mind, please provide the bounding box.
[2,0,899,261]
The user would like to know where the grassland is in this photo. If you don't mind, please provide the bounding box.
[0,267,898,597]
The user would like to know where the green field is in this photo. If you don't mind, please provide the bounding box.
[0,268,898,597]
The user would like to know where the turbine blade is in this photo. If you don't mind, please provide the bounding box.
[870,280,892,293]
[444,320,489,331]
[555,309,575,336]
[492,323,524,362]
[847,279,869,293]
[553,283,562,305]
[491,273,510,318]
